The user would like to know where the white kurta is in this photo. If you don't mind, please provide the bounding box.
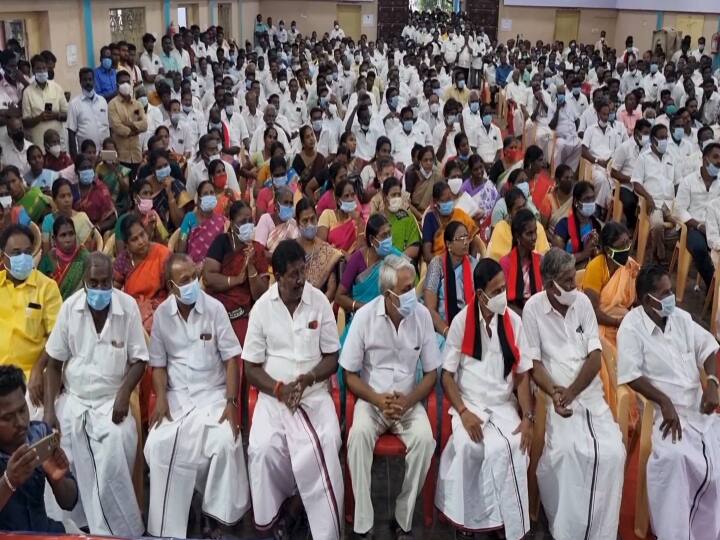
[521,292,625,540]
[617,306,720,540]
[435,307,531,540]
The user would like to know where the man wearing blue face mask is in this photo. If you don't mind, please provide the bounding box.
[43,252,147,537]
[617,264,720,540]
[549,84,582,171]
[22,54,68,148]
[93,46,117,101]
[391,106,426,169]
[0,225,61,415]
[443,70,470,105]
[341,254,441,539]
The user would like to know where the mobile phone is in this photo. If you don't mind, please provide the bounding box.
[44,103,52,112]
[28,431,60,463]
[101,150,118,163]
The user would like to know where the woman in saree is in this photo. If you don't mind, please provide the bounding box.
[0,180,31,236]
[499,208,544,312]
[74,153,116,234]
[552,180,602,266]
[113,213,171,333]
[255,152,299,220]
[295,197,342,301]
[177,180,227,267]
[291,125,326,199]
[114,179,171,252]
[421,181,480,263]
[581,221,638,413]
[523,144,554,213]
[41,178,94,254]
[488,136,523,188]
[359,136,393,190]
[3,164,51,223]
[406,145,443,221]
[206,158,237,218]
[339,131,361,173]
[490,168,541,226]
[487,187,551,261]
[423,221,478,346]
[317,178,365,255]
[142,148,192,230]
[255,185,299,254]
[95,137,131,214]
[381,177,421,260]
[154,124,187,169]
[541,164,575,231]
[24,145,58,193]
[315,161,349,216]
[249,126,280,197]
[203,200,270,344]
[38,215,90,300]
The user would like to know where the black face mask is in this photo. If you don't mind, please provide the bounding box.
[9,130,24,142]
[608,247,630,266]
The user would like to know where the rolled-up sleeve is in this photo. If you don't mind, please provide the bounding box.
[126,298,149,363]
[520,302,542,364]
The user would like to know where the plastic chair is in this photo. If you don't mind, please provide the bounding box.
[635,196,651,267]
[497,90,507,122]
[527,389,548,521]
[343,390,437,528]
[30,222,42,266]
[103,233,117,258]
[668,219,692,304]
[130,387,144,509]
[168,228,182,252]
[575,268,586,288]
[88,227,104,252]
[611,179,624,223]
[578,158,593,182]
[548,132,558,176]
[600,336,618,418]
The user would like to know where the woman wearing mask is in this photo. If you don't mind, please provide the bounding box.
[40,178,94,254]
[541,164,575,231]
[359,136,395,193]
[381,177,421,259]
[318,178,364,254]
[95,138,131,214]
[254,185,299,254]
[254,147,299,218]
[38,216,90,299]
[291,125,326,200]
[552,180,602,265]
[499,208,544,312]
[205,158,237,218]
[3,164,51,223]
[489,136,524,188]
[446,160,483,223]
[176,180,227,267]
[204,201,269,343]
[407,145,442,220]
[24,145,58,194]
[144,149,192,229]
[462,155,498,223]
[487,187,551,261]
[74,154,116,234]
[114,179,170,252]
[422,181,479,263]
[522,145,553,213]
[490,169,541,226]
[295,197,342,301]
[315,161,349,216]
[424,221,478,345]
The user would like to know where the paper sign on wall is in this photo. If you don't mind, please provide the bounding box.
[66,44,78,67]
[362,14,374,26]
[500,19,512,31]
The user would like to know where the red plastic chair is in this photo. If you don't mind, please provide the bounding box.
[343,390,439,528]
[427,396,454,527]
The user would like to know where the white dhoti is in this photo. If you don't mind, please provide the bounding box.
[248,390,343,540]
[538,401,625,540]
[648,412,720,540]
[591,164,612,209]
[435,402,529,540]
[144,398,251,537]
[553,135,582,171]
[347,400,435,534]
[59,393,143,538]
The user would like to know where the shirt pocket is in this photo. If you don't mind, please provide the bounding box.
[24,308,44,339]
[194,332,219,371]
[103,341,129,378]
[297,327,321,359]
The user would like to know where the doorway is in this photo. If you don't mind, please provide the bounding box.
[554,10,580,45]
[336,4,362,40]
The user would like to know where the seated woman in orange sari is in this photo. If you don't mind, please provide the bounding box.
[113,213,171,333]
[317,178,365,255]
[203,201,270,344]
[523,145,554,217]
[421,181,480,263]
[581,221,638,413]
[177,180,227,268]
[207,158,237,218]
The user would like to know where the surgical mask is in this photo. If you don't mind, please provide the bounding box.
[224,105,234,117]
[156,165,171,179]
[0,196,11,209]
[672,127,684,141]
[655,138,668,154]
[174,278,200,305]
[638,134,650,148]
[208,153,221,163]
[78,169,95,185]
[579,201,596,217]
[82,88,95,99]
[312,119,323,132]
[210,121,222,130]
[138,96,149,108]
[300,224,317,240]
[557,94,566,105]
[448,177,463,195]
[34,71,48,84]
[402,120,414,132]
[572,87,581,97]
[608,112,616,122]
[279,80,287,90]
[48,144,62,158]
[517,182,530,198]
[598,119,608,128]
[430,103,439,114]
[319,96,329,107]
[118,82,132,96]
[171,112,182,126]
[456,80,465,89]
[469,101,480,113]
[340,199,357,213]
[649,293,675,318]
[4,252,33,281]
[665,104,678,115]
[236,222,255,242]
[272,175,288,187]
[482,290,507,315]
[446,114,457,125]
[182,104,193,114]
[706,162,720,179]
[650,63,658,74]
[389,96,399,109]
[278,203,294,222]
[553,281,577,306]
[544,77,552,87]
[86,285,112,310]
[375,237,393,257]
[101,57,113,70]
[390,288,418,318]
[137,198,154,214]
[437,200,454,216]
[199,194,217,212]
[388,196,403,213]
[608,246,630,266]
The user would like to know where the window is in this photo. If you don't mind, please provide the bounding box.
[109,7,146,50]
[217,3,232,38]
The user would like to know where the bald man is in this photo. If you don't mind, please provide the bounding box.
[145,254,250,538]
[43,252,147,537]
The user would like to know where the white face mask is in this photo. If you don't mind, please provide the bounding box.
[387,196,403,213]
[482,290,507,315]
[448,177,463,195]
[553,281,577,306]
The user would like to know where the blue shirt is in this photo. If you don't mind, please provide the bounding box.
[24,169,58,191]
[94,66,117,98]
[0,421,76,532]
[159,53,179,73]
[496,63,512,88]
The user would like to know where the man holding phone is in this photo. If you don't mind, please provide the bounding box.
[0,365,77,532]
[109,70,147,179]
[21,54,68,147]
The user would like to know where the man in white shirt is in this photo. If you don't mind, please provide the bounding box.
[67,68,110,158]
[672,142,720,289]
[329,21,345,41]
[145,254,250,538]
[249,104,290,154]
[504,70,528,137]
[139,33,163,93]
[522,248,625,540]
[221,93,250,150]
[43,253,147,538]
[0,115,32,175]
[668,115,696,180]
[620,60,643,98]
[581,101,623,211]
[243,240,343,540]
[473,103,503,166]
[241,91,264,139]
[171,34,191,72]
[279,78,307,133]
[341,255,441,538]
[566,82,589,118]
[391,106,426,168]
[549,85,582,171]
[346,101,386,162]
[699,78,720,126]
[611,118,651,229]
[165,100,194,158]
[180,89,206,150]
[617,264,720,540]
[435,258,533,539]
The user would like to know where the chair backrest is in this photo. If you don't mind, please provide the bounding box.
[168,228,182,252]
[102,233,116,257]
[575,268,586,288]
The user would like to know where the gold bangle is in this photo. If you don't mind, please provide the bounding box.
[248,271,258,278]
[226,276,231,287]
[352,300,357,312]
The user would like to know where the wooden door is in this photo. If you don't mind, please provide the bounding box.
[337,4,362,41]
[554,10,580,45]
[377,0,408,41]
[465,0,499,42]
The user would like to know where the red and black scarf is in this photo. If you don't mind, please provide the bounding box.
[567,208,582,253]
[443,253,474,324]
[506,247,543,306]
[461,294,520,377]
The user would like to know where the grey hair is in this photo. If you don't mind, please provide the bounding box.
[85,252,112,276]
[540,247,575,284]
[379,254,416,294]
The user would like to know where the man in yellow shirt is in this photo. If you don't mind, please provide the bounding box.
[0,224,61,410]
[443,70,470,106]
